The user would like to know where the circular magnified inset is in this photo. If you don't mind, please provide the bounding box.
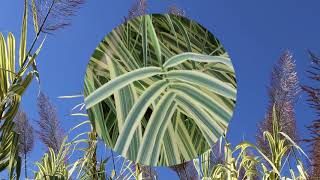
[84,14,237,166]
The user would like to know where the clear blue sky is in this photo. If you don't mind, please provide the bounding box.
[1,0,319,179]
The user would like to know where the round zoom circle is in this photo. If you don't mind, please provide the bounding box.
[84,14,237,166]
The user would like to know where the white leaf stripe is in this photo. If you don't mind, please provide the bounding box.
[84,77,112,145]
[108,55,128,130]
[167,70,236,100]
[85,66,162,108]
[107,54,142,160]
[175,119,198,160]
[176,95,222,146]
[7,33,15,82]
[84,14,237,166]
[114,80,168,156]
[106,31,140,69]
[146,15,162,65]
[142,16,148,66]
[204,63,235,74]
[19,0,27,68]
[162,122,181,165]
[136,92,176,165]
[171,82,232,126]
[163,52,232,69]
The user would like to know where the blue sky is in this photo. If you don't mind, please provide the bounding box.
[1,0,320,179]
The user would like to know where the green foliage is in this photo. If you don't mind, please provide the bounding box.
[33,132,104,180]
[34,138,70,180]
[193,106,309,180]
[33,130,107,180]
[1,2,312,180]
[84,14,236,166]
[32,98,153,180]
[75,130,108,180]
[0,0,41,178]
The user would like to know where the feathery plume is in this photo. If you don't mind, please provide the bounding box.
[37,92,64,153]
[257,50,300,156]
[31,0,85,33]
[14,110,34,178]
[126,0,147,20]
[167,5,186,17]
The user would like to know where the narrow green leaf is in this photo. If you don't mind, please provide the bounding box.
[163,52,232,69]
[85,66,162,108]
[175,117,198,160]
[174,17,192,52]
[146,15,162,65]
[19,35,45,76]
[164,14,179,47]
[7,33,15,82]
[142,16,148,66]
[19,0,28,67]
[176,95,223,146]
[108,54,136,130]
[136,92,176,165]
[204,62,235,74]
[171,83,232,127]
[167,70,236,100]
[0,33,8,94]
[114,80,168,156]
[235,142,281,176]
[85,77,114,147]
[279,132,310,161]
[107,54,142,160]
[162,122,182,165]
[106,31,140,70]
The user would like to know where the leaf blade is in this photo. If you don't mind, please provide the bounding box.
[163,52,233,69]
[167,70,236,100]
[136,92,176,165]
[146,15,162,65]
[114,80,168,156]
[84,66,162,108]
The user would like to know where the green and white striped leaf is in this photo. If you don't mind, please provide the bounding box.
[114,80,168,156]
[167,70,236,100]
[84,14,237,166]
[85,66,162,108]
[163,52,232,69]
[136,91,176,165]
[146,15,162,65]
